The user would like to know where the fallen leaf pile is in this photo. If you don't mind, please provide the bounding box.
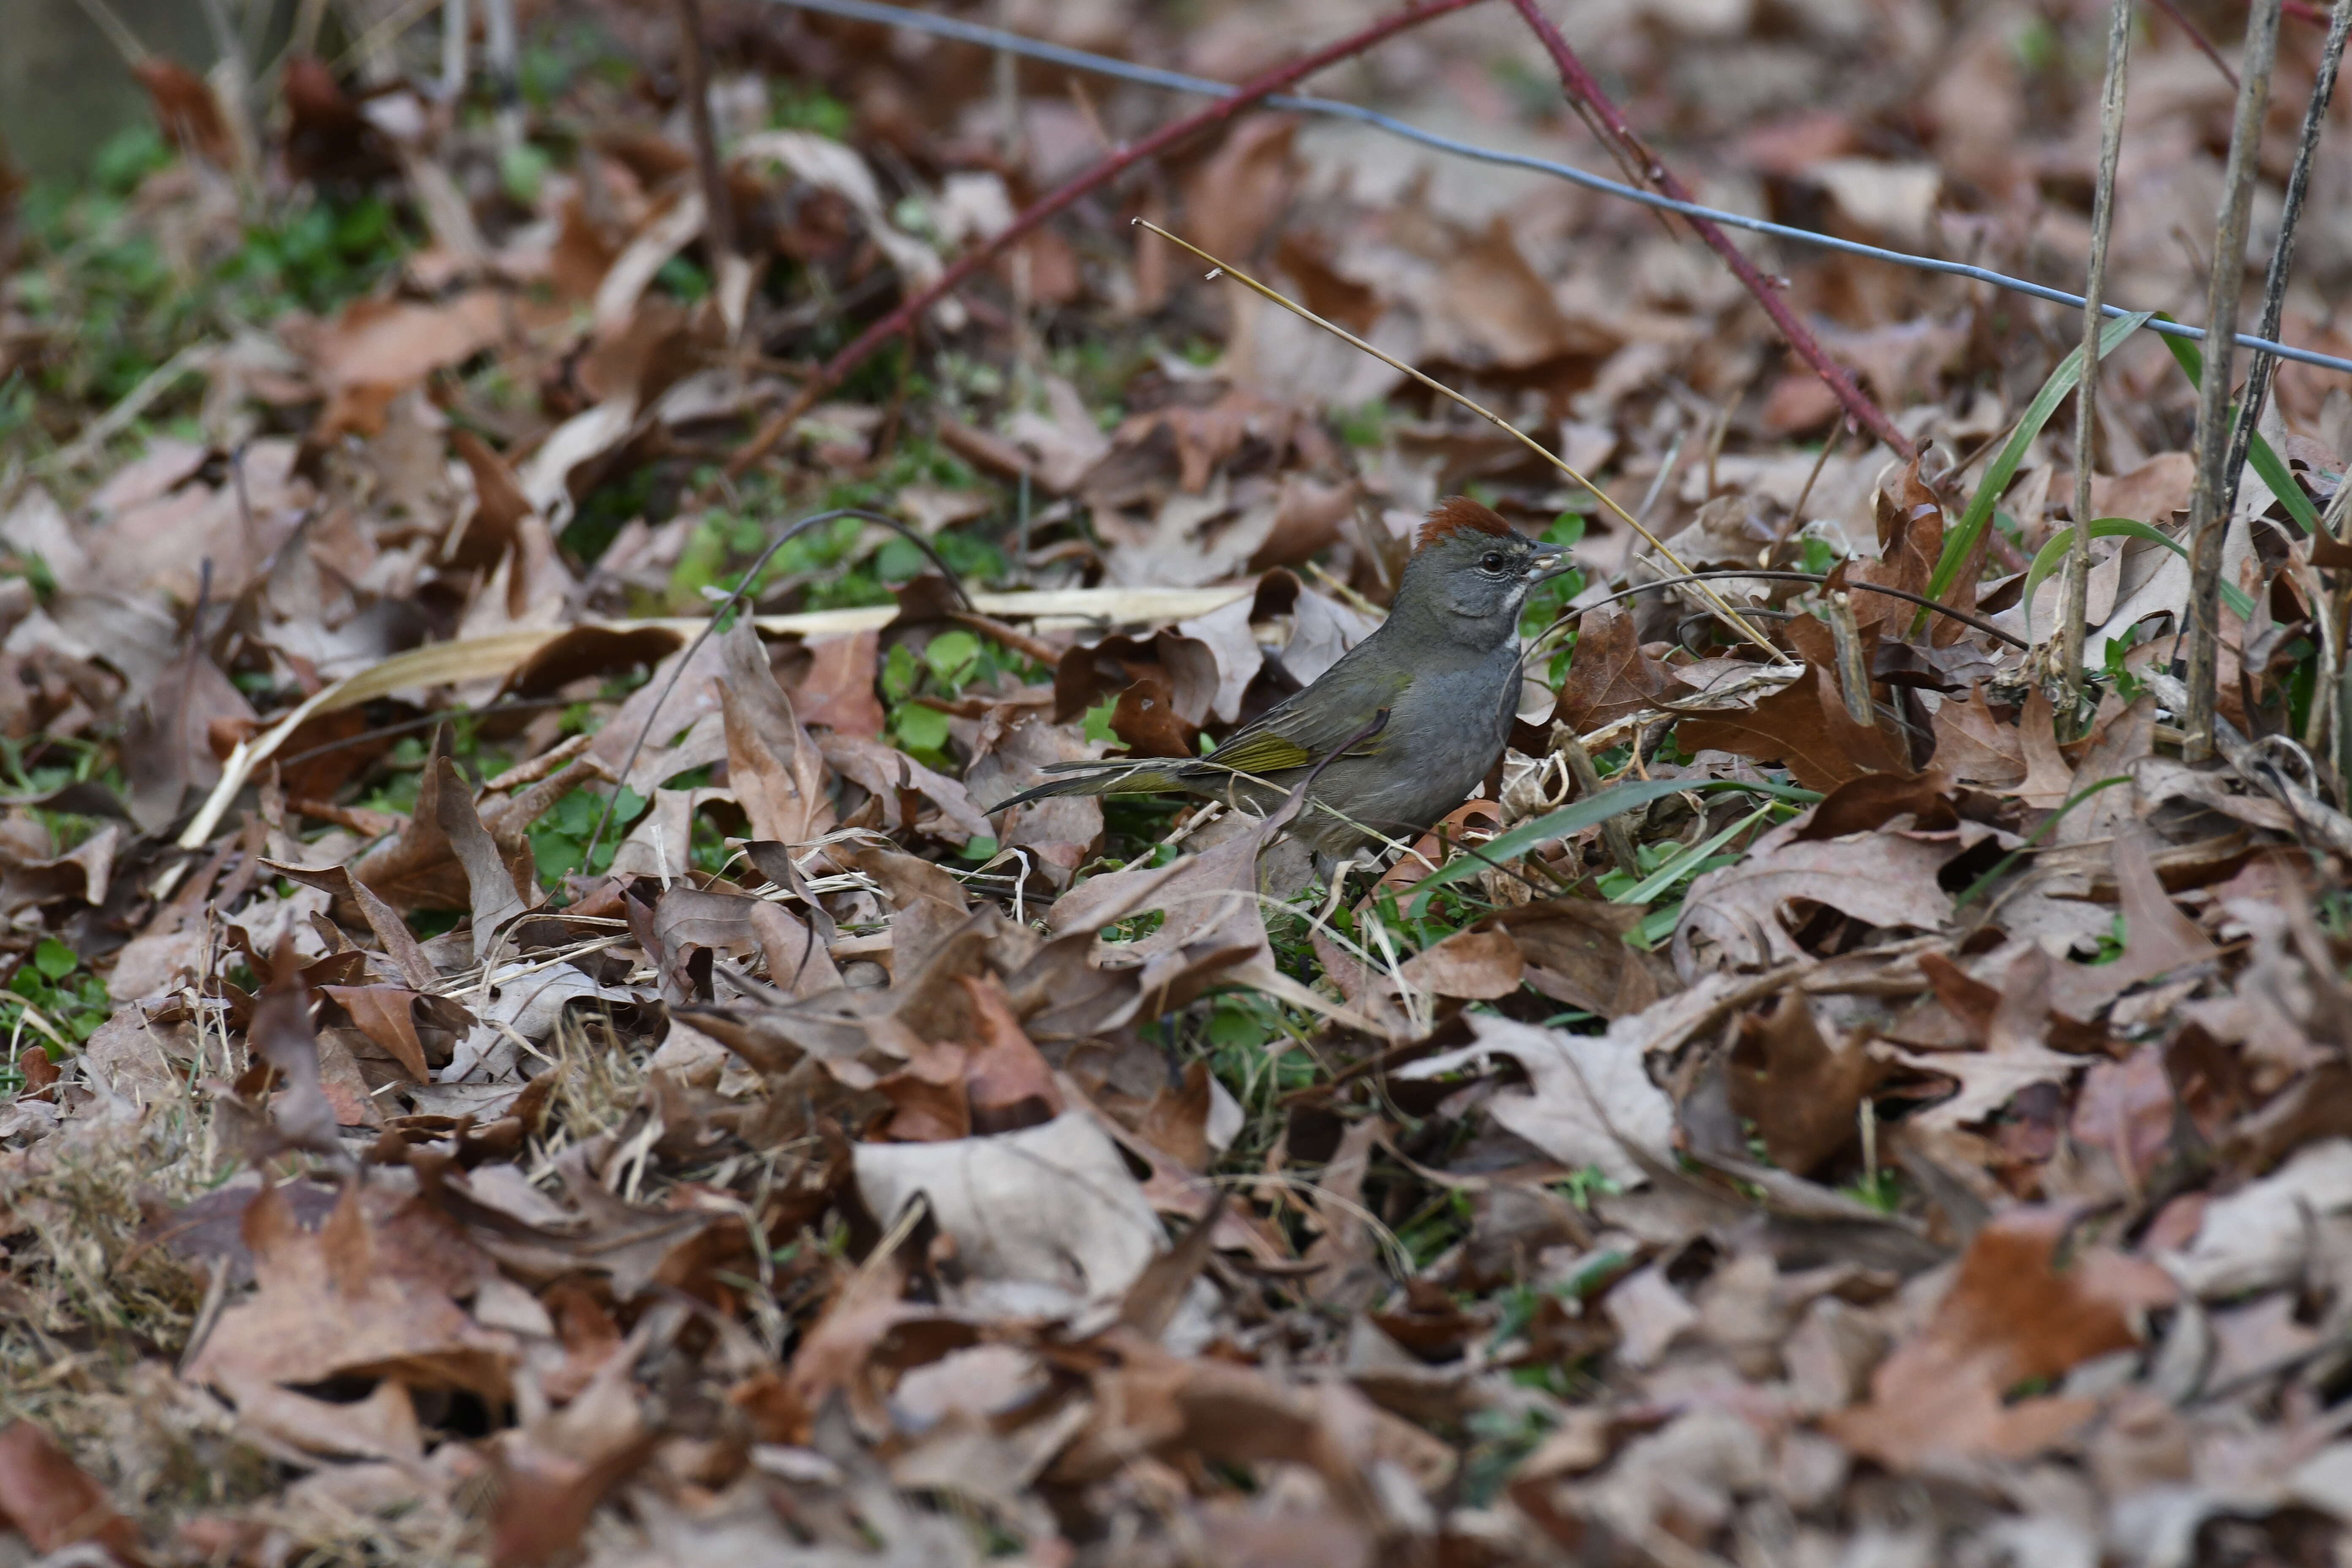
[6,1,2352,1564]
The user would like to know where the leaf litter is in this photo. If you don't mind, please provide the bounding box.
[7,2,2352,1565]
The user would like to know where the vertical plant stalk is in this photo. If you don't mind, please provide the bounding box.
[2326,480,2352,793]
[1505,0,1911,458]
[2219,0,2352,525]
[486,0,522,155]
[2060,0,2134,720]
[441,0,471,98]
[723,0,1490,482]
[674,0,736,263]
[2184,0,2281,764]
[1824,593,1877,727]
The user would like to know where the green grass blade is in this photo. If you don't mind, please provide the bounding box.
[1953,775,2130,907]
[1612,803,1773,904]
[2020,517,2185,642]
[1406,776,1818,915]
[2153,320,2321,533]
[1926,310,2153,612]
[2021,515,2252,643]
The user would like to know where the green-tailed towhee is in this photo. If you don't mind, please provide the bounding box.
[994,498,1565,857]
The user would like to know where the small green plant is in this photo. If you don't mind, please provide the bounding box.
[1459,1404,1557,1507]
[879,628,1042,767]
[1798,530,1843,575]
[1841,1167,1903,1214]
[1553,1165,1622,1211]
[7,937,110,1048]
[1396,1187,1476,1270]
[528,786,648,880]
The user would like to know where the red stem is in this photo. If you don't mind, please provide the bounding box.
[726,0,1490,480]
[1505,0,1912,458]
[2152,0,2240,86]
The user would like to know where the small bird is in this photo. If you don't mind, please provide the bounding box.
[994,498,1566,858]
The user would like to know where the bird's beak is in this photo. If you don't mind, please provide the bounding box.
[1527,540,1573,581]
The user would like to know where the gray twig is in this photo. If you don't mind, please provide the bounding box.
[2185,1,2283,762]
[2061,0,2133,723]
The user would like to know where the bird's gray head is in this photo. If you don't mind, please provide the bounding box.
[1392,498,1568,648]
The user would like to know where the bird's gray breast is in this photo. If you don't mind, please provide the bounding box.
[1311,641,1519,839]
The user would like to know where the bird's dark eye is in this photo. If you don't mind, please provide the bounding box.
[1481,551,1505,573]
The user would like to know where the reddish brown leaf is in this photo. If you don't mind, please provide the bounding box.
[1824,1208,2174,1467]
[1729,987,1886,1175]
[957,973,1062,1134]
[1554,607,1685,733]
[1677,663,1907,791]
[0,1420,143,1562]
[323,985,431,1082]
[132,58,235,167]
[1110,671,1200,759]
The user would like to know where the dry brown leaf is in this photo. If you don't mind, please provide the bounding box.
[791,629,885,738]
[132,58,236,166]
[2014,687,2080,810]
[958,973,1063,1133]
[1552,607,1686,733]
[1397,1013,1673,1187]
[0,1419,143,1562]
[717,622,836,847]
[1928,684,2025,787]
[1729,988,1886,1176]
[1677,662,1908,791]
[1180,115,1299,262]
[288,291,512,439]
[322,985,432,1083]
[1893,945,2083,1130]
[852,1111,1166,1313]
[818,730,994,844]
[122,634,254,833]
[1676,825,1958,971]
[1397,927,1524,1000]
[187,1182,513,1400]
[1825,1207,2173,1467]
[851,844,973,978]
[1494,899,1674,1020]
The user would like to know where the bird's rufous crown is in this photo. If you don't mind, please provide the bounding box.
[1416,496,1516,553]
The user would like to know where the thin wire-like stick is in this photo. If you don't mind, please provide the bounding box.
[2150,0,2240,85]
[2185,1,2283,762]
[2219,0,2352,528]
[1134,218,1790,665]
[1526,568,2028,652]
[2062,0,2134,721]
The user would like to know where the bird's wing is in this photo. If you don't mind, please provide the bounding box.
[1200,661,1413,779]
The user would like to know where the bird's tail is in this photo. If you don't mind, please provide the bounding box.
[988,758,1192,813]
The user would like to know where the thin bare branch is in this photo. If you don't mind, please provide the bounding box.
[1504,0,1910,457]
[722,0,1491,482]
[2150,0,2240,86]
[2185,0,2283,763]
